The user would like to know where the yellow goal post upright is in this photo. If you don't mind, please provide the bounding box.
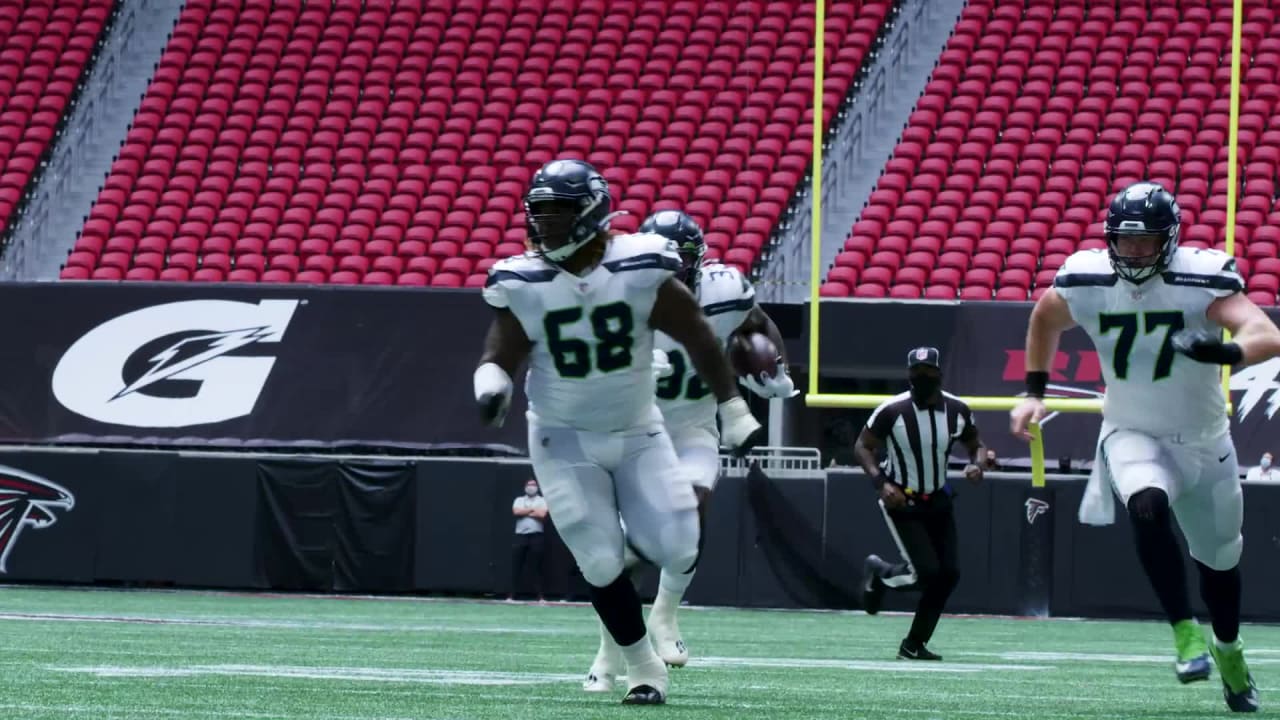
[801,0,1245,487]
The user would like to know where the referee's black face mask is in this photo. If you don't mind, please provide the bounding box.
[908,368,942,405]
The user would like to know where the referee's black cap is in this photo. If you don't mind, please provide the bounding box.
[906,346,941,369]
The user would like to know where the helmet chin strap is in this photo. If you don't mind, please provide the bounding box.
[542,233,596,262]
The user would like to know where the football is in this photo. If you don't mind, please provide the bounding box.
[728,331,780,380]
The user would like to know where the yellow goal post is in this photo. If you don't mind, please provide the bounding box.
[801,0,1246,488]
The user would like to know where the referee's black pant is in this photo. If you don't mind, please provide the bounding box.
[879,500,960,645]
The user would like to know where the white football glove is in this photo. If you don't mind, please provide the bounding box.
[741,362,800,399]
[652,348,674,380]
[718,397,764,457]
[473,362,513,428]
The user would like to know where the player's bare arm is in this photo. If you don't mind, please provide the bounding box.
[1172,292,1280,367]
[960,427,985,484]
[854,428,904,508]
[1010,287,1077,441]
[736,306,787,362]
[651,277,763,454]
[734,304,798,398]
[473,308,532,427]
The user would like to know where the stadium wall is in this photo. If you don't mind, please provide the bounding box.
[3,283,1280,465]
[3,446,1280,622]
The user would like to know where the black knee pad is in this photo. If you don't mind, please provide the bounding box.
[1127,487,1171,525]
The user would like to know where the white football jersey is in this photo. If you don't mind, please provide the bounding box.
[483,232,679,431]
[654,263,756,431]
[1053,246,1243,438]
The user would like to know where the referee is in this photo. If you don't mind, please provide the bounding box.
[853,347,986,660]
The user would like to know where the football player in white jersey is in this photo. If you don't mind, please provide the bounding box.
[582,210,796,691]
[474,160,765,705]
[1011,182,1280,713]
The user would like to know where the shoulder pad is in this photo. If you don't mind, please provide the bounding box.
[698,263,756,311]
[1162,247,1243,294]
[1054,249,1117,289]
[485,254,556,286]
[602,232,681,275]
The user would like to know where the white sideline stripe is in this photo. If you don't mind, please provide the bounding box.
[0,611,574,635]
[960,650,1280,665]
[47,664,581,686]
[695,656,1054,673]
[0,703,426,720]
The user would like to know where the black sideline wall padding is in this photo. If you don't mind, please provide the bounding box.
[7,448,1280,621]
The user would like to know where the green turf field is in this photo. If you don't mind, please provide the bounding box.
[0,586,1273,719]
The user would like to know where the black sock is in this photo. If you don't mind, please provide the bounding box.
[1128,490,1192,624]
[589,570,647,647]
[1196,561,1242,644]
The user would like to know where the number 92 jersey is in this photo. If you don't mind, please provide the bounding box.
[654,263,755,432]
[482,232,680,432]
[1053,246,1244,438]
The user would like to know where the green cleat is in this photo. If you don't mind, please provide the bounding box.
[1211,636,1260,713]
[1172,620,1211,684]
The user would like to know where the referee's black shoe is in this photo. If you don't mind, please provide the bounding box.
[861,554,890,615]
[898,638,942,661]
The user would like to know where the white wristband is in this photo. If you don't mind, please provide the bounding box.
[473,362,512,402]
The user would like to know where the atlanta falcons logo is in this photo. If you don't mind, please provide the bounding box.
[0,466,74,573]
[1024,498,1050,525]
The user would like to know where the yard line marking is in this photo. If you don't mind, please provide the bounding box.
[695,656,1054,673]
[958,650,1280,666]
[0,611,575,635]
[0,703,426,720]
[47,664,582,686]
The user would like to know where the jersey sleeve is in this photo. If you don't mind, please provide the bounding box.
[1164,249,1244,299]
[483,269,511,309]
[605,232,682,289]
[865,401,897,441]
[702,265,758,340]
[1052,250,1116,304]
[483,255,556,310]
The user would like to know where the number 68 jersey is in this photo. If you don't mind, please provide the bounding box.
[482,232,680,432]
[654,263,755,432]
[1053,246,1244,438]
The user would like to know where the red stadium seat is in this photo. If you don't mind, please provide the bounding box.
[75,0,890,283]
[826,1,1273,299]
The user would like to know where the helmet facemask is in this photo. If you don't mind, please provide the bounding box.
[677,241,705,289]
[525,195,606,264]
[1106,224,1178,284]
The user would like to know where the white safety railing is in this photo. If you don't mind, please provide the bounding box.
[719,446,824,479]
[758,0,932,303]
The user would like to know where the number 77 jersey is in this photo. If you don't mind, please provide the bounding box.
[1053,246,1244,437]
[482,232,681,432]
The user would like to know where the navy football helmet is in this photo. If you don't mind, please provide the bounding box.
[524,159,615,263]
[1104,181,1181,284]
[638,210,705,288]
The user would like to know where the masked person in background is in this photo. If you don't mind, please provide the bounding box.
[1245,453,1279,484]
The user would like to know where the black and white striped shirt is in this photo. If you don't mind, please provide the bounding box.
[866,391,978,495]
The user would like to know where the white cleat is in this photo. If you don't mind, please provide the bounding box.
[583,619,624,693]
[622,653,670,705]
[582,669,619,693]
[649,614,689,667]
